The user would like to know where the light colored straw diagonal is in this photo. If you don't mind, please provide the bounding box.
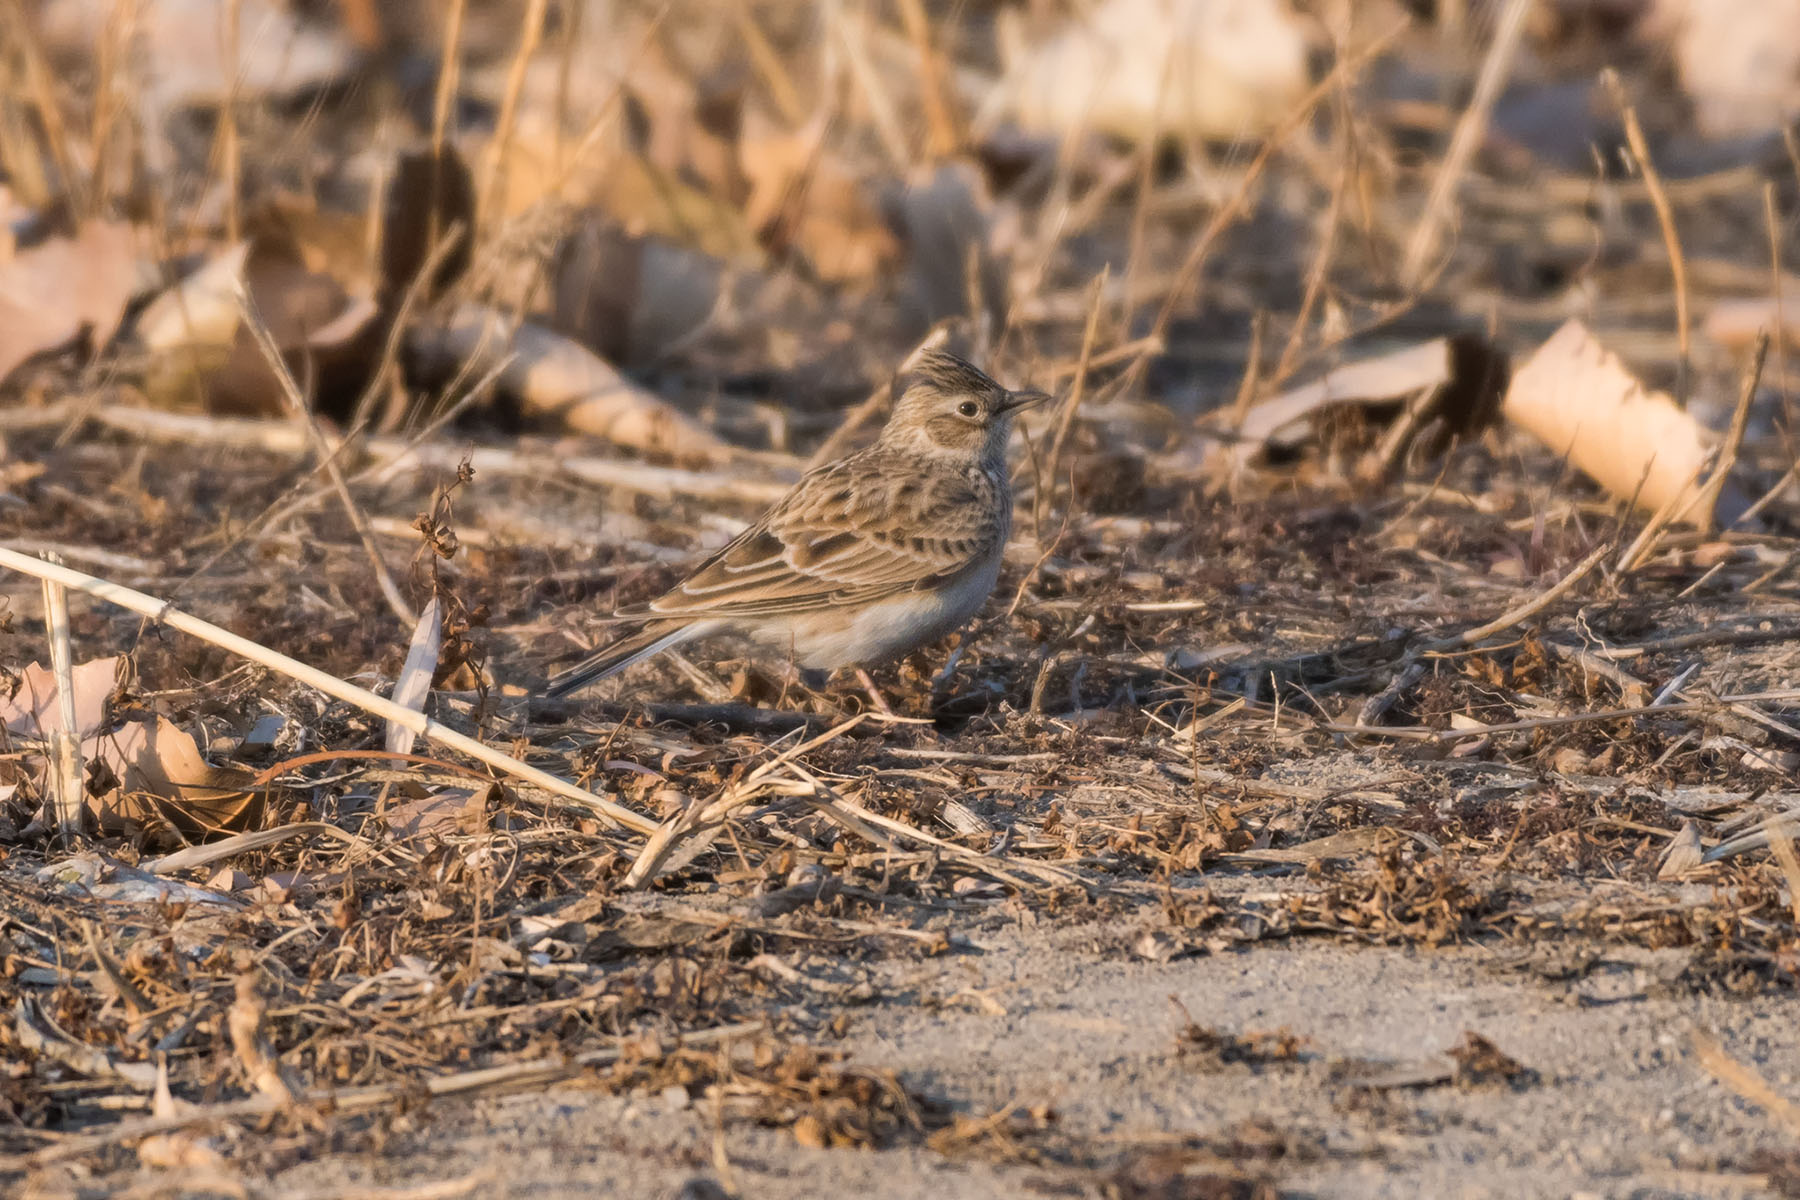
[0,546,658,836]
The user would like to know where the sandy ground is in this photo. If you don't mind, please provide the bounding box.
[246,916,1800,1200]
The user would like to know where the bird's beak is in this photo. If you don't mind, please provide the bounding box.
[997,387,1052,415]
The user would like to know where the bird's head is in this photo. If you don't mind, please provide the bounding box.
[879,350,1050,466]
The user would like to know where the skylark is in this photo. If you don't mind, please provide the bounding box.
[544,350,1050,698]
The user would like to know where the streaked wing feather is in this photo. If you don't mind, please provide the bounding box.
[625,455,995,620]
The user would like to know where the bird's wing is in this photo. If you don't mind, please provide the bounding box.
[622,455,1001,619]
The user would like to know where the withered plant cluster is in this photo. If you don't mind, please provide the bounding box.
[2,0,1800,1194]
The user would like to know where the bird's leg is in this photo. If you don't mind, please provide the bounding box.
[854,667,896,716]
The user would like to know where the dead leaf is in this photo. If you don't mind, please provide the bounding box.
[0,657,120,741]
[1704,284,1800,353]
[134,242,252,357]
[550,218,726,367]
[205,867,254,892]
[380,146,476,308]
[1503,320,1717,527]
[137,234,384,418]
[409,304,734,465]
[886,161,1008,337]
[741,113,899,284]
[1658,820,1705,878]
[1134,928,1205,962]
[1649,0,1800,136]
[88,717,261,838]
[986,0,1311,143]
[1225,334,1508,473]
[385,787,488,843]
[0,221,142,386]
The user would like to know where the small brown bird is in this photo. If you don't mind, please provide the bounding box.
[544,351,1049,698]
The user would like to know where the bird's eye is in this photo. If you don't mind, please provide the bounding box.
[957,400,980,418]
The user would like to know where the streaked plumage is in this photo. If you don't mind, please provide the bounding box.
[544,351,1049,698]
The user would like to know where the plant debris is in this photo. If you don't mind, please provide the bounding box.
[3,0,1800,1194]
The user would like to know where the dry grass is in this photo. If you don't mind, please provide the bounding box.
[2,0,1800,1193]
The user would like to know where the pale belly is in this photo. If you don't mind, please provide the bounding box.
[746,553,1003,670]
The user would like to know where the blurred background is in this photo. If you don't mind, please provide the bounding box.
[1,0,1795,457]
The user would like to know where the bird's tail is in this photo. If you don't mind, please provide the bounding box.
[542,620,710,698]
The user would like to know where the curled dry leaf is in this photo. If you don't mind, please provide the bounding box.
[0,657,120,742]
[138,1055,228,1170]
[986,0,1311,143]
[134,242,252,354]
[1658,820,1706,878]
[136,235,383,419]
[409,304,734,465]
[0,221,143,387]
[87,716,262,839]
[1224,334,1508,473]
[1503,320,1717,526]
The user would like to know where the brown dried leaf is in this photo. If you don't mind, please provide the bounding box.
[741,114,898,284]
[550,219,725,367]
[380,146,476,306]
[1504,320,1714,526]
[138,235,383,418]
[134,242,251,356]
[385,786,487,844]
[988,0,1310,143]
[0,657,119,741]
[88,716,261,838]
[1658,820,1705,879]
[1226,334,1507,472]
[0,221,141,386]
[410,304,733,465]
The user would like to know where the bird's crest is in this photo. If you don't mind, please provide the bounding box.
[902,349,1004,397]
